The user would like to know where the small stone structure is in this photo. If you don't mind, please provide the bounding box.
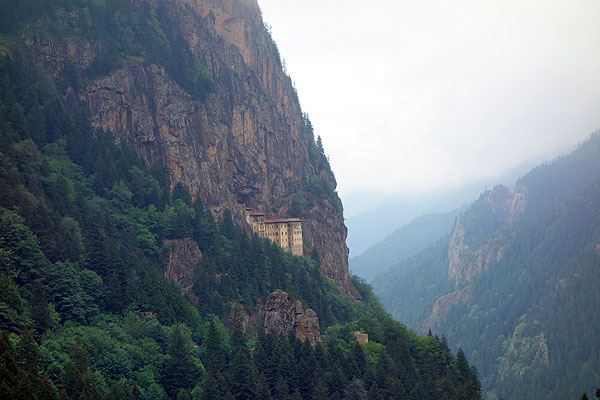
[245,208,303,256]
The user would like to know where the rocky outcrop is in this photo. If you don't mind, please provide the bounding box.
[353,331,368,344]
[433,185,527,331]
[23,24,100,80]
[264,290,320,345]
[500,324,549,381]
[19,0,359,299]
[227,301,264,335]
[448,235,509,286]
[164,238,203,304]
[422,286,472,331]
[448,185,525,286]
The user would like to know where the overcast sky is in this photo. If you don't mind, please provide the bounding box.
[258,0,600,199]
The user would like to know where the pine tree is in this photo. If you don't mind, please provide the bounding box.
[15,329,39,377]
[228,328,256,400]
[63,339,101,400]
[31,280,52,334]
[0,331,18,399]
[161,324,201,397]
[343,378,367,400]
[199,371,225,400]
[272,376,290,400]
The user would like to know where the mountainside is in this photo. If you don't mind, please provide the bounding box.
[373,133,600,399]
[5,0,357,299]
[0,0,483,399]
[350,209,460,281]
[345,161,532,256]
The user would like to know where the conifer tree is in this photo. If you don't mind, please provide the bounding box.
[0,331,18,399]
[228,327,256,400]
[161,324,201,397]
[63,339,101,400]
[15,329,39,377]
[31,280,51,334]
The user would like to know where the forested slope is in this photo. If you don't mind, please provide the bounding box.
[373,133,600,399]
[351,209,459,281]
[0,1,482,399]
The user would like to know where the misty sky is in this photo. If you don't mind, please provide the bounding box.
[258,0,600,199]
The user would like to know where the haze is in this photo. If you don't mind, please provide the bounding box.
[258,0,600,205]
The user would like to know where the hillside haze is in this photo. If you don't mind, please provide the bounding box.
[373,133,600,399]
[346,160,535,257]
[0,0,483,399]
[350,209,460,281]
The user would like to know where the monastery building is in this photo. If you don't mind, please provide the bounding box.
[245,208,303,256]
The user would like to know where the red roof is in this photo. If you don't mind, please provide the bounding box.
[249,211,265,216]
[264,218,302,223]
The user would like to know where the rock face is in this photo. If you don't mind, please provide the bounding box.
[448,185,525,286]
[500,325,550,381]
[353,331,368,344]
[422,286,472,331]
[448,234,509,287]
[20,0,359,300]
[264,290,320,345]
[425,184,526,330]
[164,238,203,304]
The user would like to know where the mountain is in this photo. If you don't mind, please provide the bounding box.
[0,0,482,399]
[372,133,600,399]
[345,160,535,256]
[350,209,460,281]
[5,0,356,299]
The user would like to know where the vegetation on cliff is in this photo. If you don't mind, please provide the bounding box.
[373,133,600,399]
[1,0,217,99]
[350,209,460,281]
[0,2,481,399]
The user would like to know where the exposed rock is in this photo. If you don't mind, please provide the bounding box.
[449,235,508,286]
[500,325,550,381]
[20,0,359,300]
[447,221,468,285]
[264,290,320,345]
[555,278,567,291]
[164,238,202,304]
[23,23,100,80]
[353,331,368,344]
[422,286,472,332]
[227,301,264,335]
[509,184,528,223]
[447,185,524,286]
[139,311,158,320]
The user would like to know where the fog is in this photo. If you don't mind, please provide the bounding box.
[259,0,600,207]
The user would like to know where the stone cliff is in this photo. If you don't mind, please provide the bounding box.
[263,290,320,345]
[448,185,525,286]
[226,290,321,345]
[424,184,526,330]
[500,323,549,382]
[164,238,203,304]
[20,0,359,300]
[422,286,472,331]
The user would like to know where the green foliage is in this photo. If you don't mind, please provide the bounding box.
[351,209,459,281]
[373,133,600,399]
[303,176,343,215]
[0,11,480,400]
[373,236,454,327]
[0,0,217,100]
